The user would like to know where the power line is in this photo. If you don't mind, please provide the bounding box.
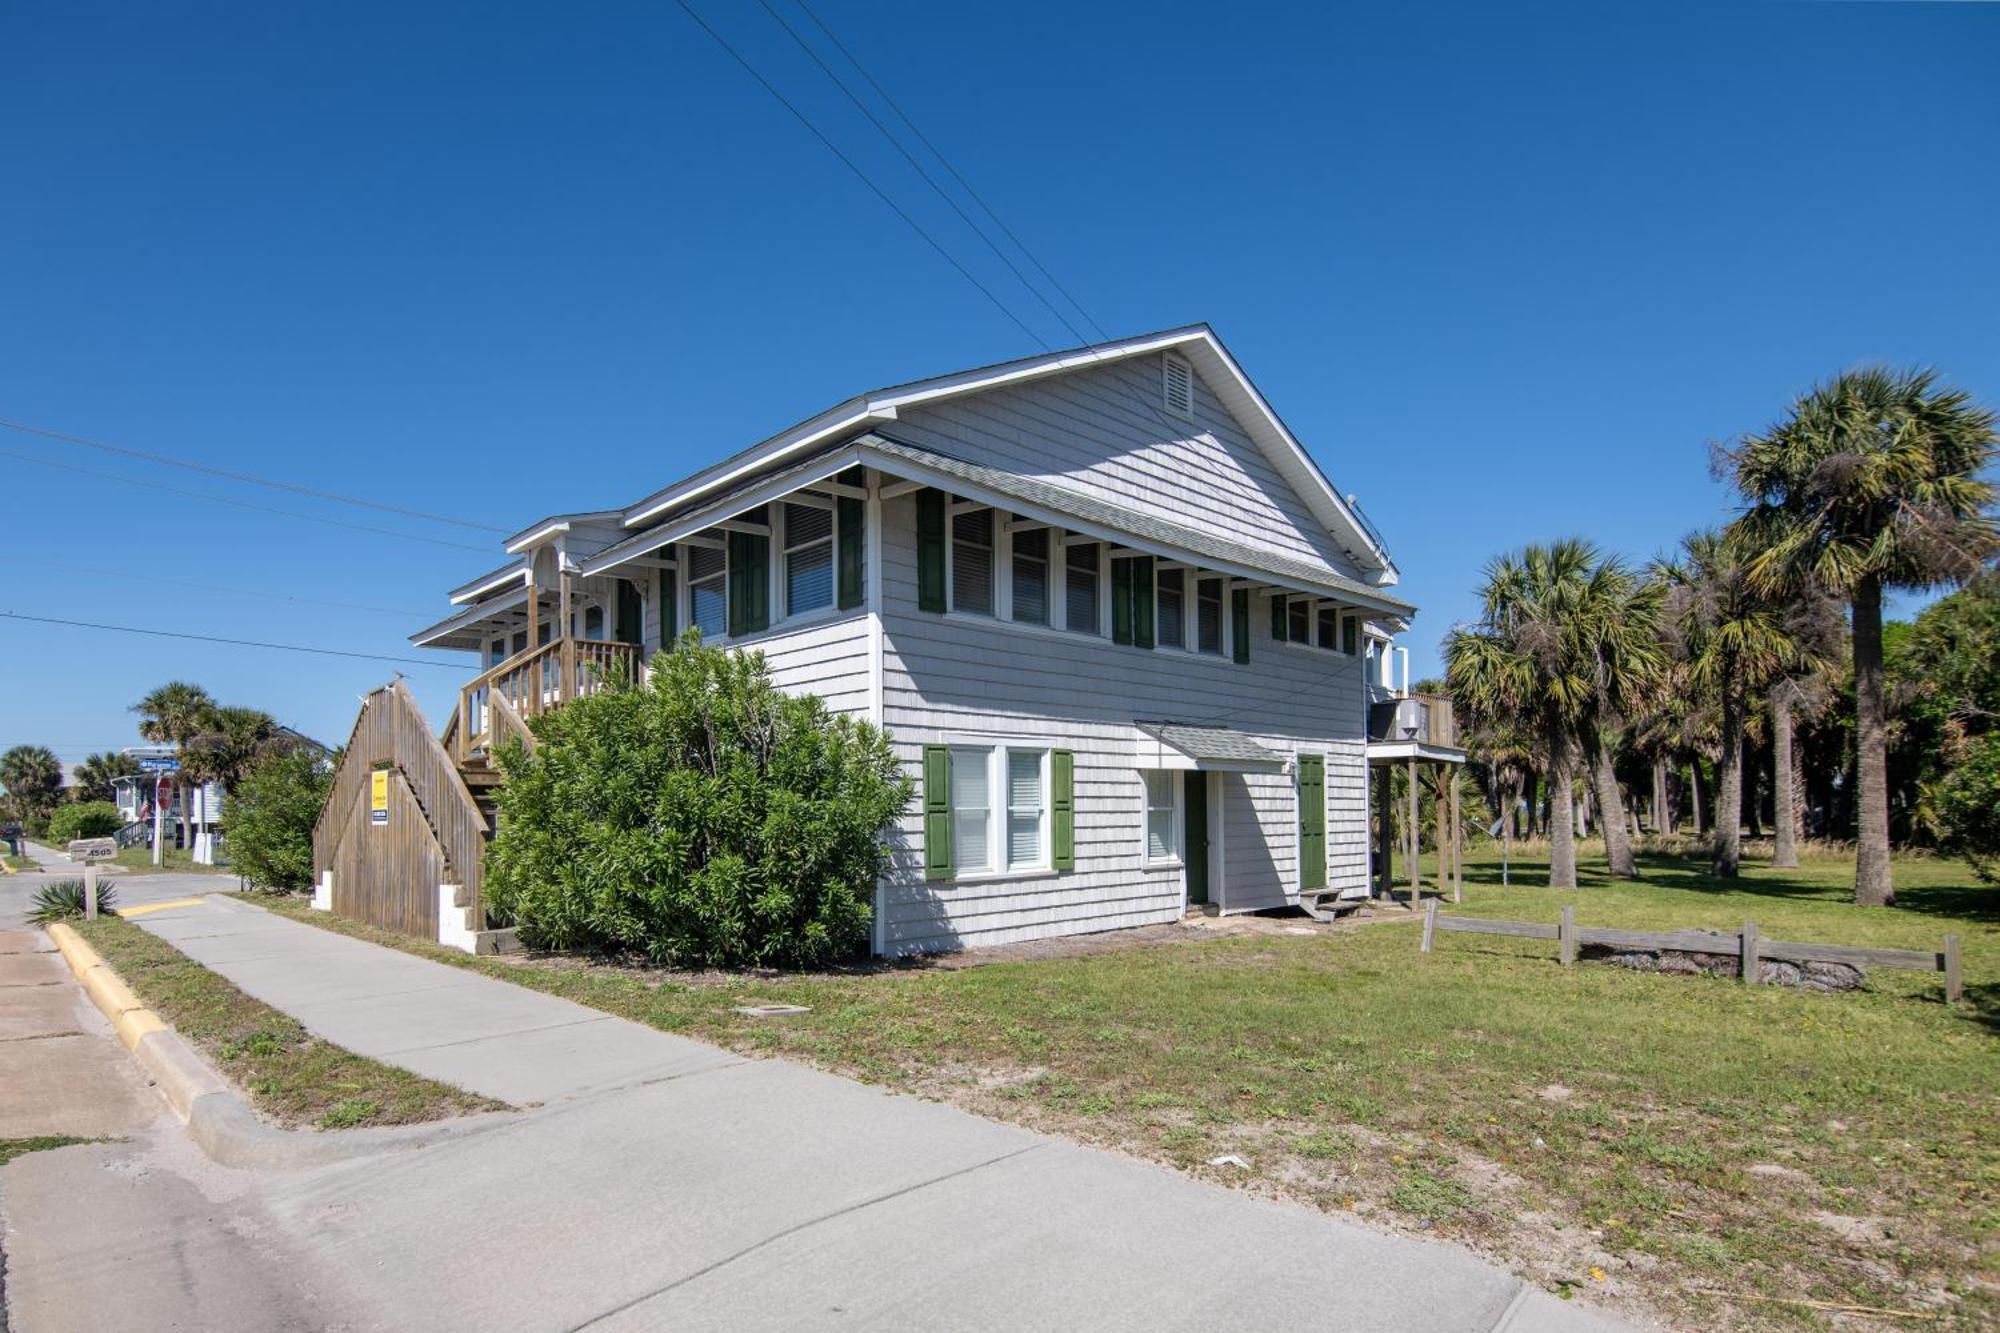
[753,0,1092,347]
[789,0,1111,343]
[13,556,430,620]
[0,612,456,668]
[671,0,1054,351]
[0,417,507,533]
[2,447,495,553]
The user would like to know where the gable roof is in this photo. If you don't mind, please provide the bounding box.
[617,325,1397,579]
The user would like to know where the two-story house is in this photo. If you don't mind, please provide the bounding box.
[404,325,1424,955]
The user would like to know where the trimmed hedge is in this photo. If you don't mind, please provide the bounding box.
[46,801,122,844]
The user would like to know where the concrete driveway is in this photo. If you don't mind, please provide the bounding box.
[0,888,1640,1332]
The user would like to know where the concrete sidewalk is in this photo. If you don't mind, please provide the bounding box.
[104,898,1636,1332]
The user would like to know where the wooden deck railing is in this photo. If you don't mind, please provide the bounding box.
[1368,692,1457,748]
[451,636,643,763]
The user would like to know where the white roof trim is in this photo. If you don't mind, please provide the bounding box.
[448,564,528,606]
[613,325,1394,576]
[413,584,532,647]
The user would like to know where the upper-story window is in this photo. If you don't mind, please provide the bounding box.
[783,502,834,614]
[1065,542,1101,635]
[1156,568,1185,649]
[582,605,605,641]
[1273,594,1360,656]
[1195,576,1224,655]
[1011,527,1049,626]
[1317,607,1339,651]
[1287,597,1310,644]
[689,545,726,638]
[951,508,995,616]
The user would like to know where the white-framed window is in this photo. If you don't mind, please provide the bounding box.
[1156,568,1186,650]
[1317,606,1339,651]
[1196,576,1224,655]
[947,743,1050,874]
[582,604,606,641]
[1006,749,1046,869]
[951,507,996,616]
[782,501,835,616]
[1143,769,1180,863]
[1065,541,1101,635]
[1287,597,1311,644]
[950,744,993,872]
[1010,527,1049,626]
[1163,352,1194,418]
[688,545,726,638]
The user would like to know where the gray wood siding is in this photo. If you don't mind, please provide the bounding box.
[876,492,1370,954]
[892,354,1367,584]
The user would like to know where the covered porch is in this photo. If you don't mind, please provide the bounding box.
[1367,691,1469,907]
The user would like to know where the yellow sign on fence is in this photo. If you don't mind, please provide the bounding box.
[370,769,390,827]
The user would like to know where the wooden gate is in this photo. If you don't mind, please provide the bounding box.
[314,679,490,937]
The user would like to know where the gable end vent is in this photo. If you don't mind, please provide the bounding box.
[1162,352,1194,419]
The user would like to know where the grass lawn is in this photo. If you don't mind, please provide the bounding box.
[258,848,1998,1329]
[74,915,503,1130]
[110,844,230,876]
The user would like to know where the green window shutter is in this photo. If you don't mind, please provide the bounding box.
[1111,559,1134,645]
[1299,755,1326,889]
[615,578,644,645]
[658,564,677,649]
[923,744,953,879]
[916,489,946,613]
[1271,594,1287,640]
[1231,588,1250,664]
[1132,556,1154,649]
[837,495,865,610]
[727,530,769,636]
[1051,749,1075,870]
[1342,614,1358,656]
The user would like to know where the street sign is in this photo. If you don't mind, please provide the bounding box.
[138,756,180,773]
[370,769,390,827]
[68,837,118,862]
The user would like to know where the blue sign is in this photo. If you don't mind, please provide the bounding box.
[138,757,180,773]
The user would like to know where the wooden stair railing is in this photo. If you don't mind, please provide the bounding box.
[450,636,642,764]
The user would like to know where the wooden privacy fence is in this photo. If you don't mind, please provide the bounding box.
[1419,901,1964,1003]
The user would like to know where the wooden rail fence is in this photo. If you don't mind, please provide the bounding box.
[1419,901,1963,1003]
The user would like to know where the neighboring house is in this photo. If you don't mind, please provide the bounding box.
[408,325,1443,955]
[109,746,219,858]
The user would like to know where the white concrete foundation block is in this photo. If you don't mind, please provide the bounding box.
[312,870,333,912]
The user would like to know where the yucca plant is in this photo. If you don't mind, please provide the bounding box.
[27,878,119,924]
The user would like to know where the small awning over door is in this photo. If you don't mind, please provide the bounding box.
[1135,721,1286,773]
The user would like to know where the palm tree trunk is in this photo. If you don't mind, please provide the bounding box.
[1713,690,1744,878]
[1651,755,1668,835]
[1548,745,1577,888]
[1689,762,1705,836]
[1852,576,1895,906]
[1522,771,1539,840]
[1592,744,1637,877]
[1772,690,1799,869]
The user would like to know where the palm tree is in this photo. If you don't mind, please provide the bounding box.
[1766,589,1845,869]
[180,706,288,793]
[1727,367,1997,905]
[1446,540,1645,888]
[1578,567,1662,879]
[70,751,140,804]
[132,681,218,750]
[1,744,66,831]
[1658,528,1805,877]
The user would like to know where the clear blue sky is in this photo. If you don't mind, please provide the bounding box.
[3,2,1995,763]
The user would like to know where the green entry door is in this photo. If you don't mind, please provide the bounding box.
[1184,772,1210,906]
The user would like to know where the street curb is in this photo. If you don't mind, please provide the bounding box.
[43,921,510,1170]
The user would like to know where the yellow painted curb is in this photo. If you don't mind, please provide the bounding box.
[45,921,172,1055]
[117,898,207,918]
[113,1007,169,1051]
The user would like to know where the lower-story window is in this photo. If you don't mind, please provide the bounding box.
[932,743,1056,875]
[1143,770,1180,862]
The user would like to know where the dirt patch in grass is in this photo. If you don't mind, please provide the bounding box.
[255,850,1999,1330]
[74,915,502,1130]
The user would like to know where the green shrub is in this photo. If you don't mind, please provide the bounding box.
[485,632,912,968]
[29,879,119,924]
[1935,734,2000,882]
[224,748,335,890]
[46,801,123,844]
